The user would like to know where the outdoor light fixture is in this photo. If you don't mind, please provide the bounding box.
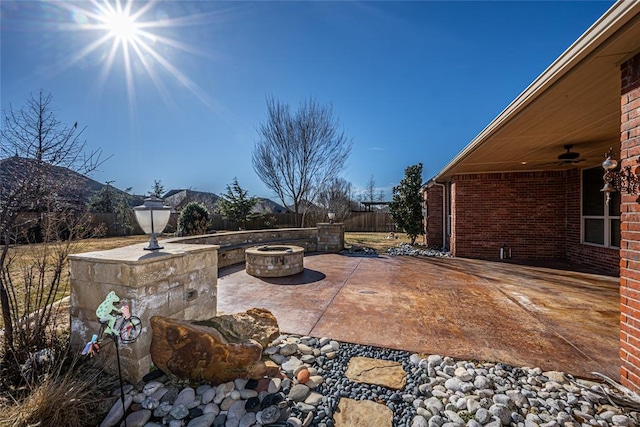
[601,147,640,204]
[327,212,335,224]
[133,196,172,250]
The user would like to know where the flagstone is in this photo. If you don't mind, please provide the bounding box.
[345,356,407,390]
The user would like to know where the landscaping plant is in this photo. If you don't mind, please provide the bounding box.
[389,163,424,245]
[177,201,210,236]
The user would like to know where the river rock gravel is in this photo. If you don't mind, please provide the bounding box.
[101,335,639,427]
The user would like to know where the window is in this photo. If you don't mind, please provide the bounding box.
[582,167,620,248]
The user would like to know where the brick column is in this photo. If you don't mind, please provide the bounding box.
[620,52,640,392]
[425,184,444,248]
[317,223,344,253]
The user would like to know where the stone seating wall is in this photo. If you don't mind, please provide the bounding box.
[167,228,318,268]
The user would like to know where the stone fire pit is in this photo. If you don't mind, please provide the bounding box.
[245,245,304,277]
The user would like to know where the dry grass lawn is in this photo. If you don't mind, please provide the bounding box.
[344,231,414,251]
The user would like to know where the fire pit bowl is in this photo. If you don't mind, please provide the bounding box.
[245,245,304,277]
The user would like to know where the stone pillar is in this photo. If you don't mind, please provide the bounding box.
[317,223,344,253]
[69,242,218,382]
[620,52,640,393]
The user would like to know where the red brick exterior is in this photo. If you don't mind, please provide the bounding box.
[620,52,640,393]
[423,170,619,274]
[565,169,619,276]
[450,171,568,260]
[424,184,444,248]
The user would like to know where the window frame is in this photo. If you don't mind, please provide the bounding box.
[581,167,620,249]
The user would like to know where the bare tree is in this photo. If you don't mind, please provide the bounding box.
[315,177,353,223]
[0,91,104,356]
[252,96,351,225]
[365,175,377,203]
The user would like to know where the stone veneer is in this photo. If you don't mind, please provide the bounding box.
[317,223,345,253]
[169,228,318,268]
[69,242,218,382]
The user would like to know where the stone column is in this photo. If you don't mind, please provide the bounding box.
[317,223,344,253]
[69,242,218,382]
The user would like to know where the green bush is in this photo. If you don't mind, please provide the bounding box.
[177,202,210,236]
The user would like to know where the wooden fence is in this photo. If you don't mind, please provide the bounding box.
[86,211,395,237]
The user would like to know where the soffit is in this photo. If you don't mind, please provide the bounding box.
[435,3,640,181]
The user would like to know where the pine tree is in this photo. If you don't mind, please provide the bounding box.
[216,178,258,230]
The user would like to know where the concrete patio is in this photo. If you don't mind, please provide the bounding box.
[217,253,619,380]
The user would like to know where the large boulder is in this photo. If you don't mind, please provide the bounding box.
[150,308,281,384]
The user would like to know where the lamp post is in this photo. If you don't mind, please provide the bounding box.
[327,212,335,224]
[133,196,172,250]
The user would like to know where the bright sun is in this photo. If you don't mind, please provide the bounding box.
[54,0,217,113]
[104,8,139,43]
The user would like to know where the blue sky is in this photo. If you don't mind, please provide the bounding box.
[1,1,613,201]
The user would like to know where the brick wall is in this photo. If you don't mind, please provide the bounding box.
[450,171,568,260]
[620,52,640,393]
[424,184,444,248]
[566,169,620,275]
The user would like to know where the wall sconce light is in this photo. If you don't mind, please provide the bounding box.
[133,196,172,250]
[327,212,335,224]
[601,147,640,204]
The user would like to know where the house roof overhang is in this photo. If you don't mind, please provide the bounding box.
[432,0,640,182]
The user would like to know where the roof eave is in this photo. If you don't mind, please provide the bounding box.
[432,0,640,182]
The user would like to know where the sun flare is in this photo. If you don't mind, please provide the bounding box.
[52,0,217,113]
[103,8,139,43]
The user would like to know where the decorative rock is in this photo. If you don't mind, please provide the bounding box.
[288,384,311,402]
[333,398,393,427]
[170,403,189,420]
[412,414,429,427]
[141,396,160,410]
[345,357,407,390]
[475,408,492,424]
[257,405,280,424]
[297,368,310,384]
[202,386,216,404]
[174,387,196,407]
[153,401,172,418]
[239,412,257,427]
[149,309,281,384]
[187,412,216,427]
[280,343,298,356]
[454,367,472,382]
[282,356,303,374]
[268,378,282,393]
[304,392,323,406]
[122,409,151,427]
[143,381,163,396]
[203,402,220,415]
[99,395,132,427]
[489,403,511,425]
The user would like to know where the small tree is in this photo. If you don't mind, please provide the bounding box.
[252,96,352,225]
[0,90,103,363]
[389,163,424,245]
[177,202,209,236]
[216,178,258,230]
[149,179,165,198]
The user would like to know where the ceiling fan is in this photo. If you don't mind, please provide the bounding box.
[556,144,585,164]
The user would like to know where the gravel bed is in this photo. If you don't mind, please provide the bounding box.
[386,243,452,258]
[101,336,639,427]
